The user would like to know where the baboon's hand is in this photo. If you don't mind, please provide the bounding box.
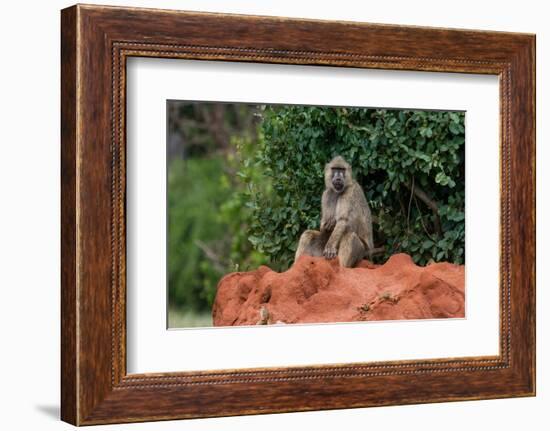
[321,218,335,232]
[323,244,338,259]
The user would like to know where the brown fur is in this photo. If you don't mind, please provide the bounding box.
[295,156,374,268]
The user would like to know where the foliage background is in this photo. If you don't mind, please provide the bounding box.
[167,102,465,326]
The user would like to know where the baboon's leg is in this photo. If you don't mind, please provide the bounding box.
[338,232,366,268]
[295,230,328,261]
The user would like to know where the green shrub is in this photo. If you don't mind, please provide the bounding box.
[239,106,465,268]
[168,157,233,311]
[168,143,272,312]
[219,137,271,272]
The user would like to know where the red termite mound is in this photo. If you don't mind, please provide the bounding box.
[212,253,465,326]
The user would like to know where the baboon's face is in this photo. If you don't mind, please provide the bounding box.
[331,168,346,193]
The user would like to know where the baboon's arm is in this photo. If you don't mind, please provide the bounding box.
[323,218,349,259]
[320,190,336,232]
[326,218,348,249]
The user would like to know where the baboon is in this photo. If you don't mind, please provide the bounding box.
[295,156,374,268]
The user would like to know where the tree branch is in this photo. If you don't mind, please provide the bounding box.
[403,181,442,236]
[194,240,226,273]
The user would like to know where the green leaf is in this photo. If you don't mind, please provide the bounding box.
[422,240,434,249]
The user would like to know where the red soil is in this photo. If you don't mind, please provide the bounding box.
[212,253,465,326]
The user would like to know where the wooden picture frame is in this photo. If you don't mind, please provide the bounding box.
[61,4,535,425]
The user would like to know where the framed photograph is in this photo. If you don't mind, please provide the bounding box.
[61,4,535,425]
